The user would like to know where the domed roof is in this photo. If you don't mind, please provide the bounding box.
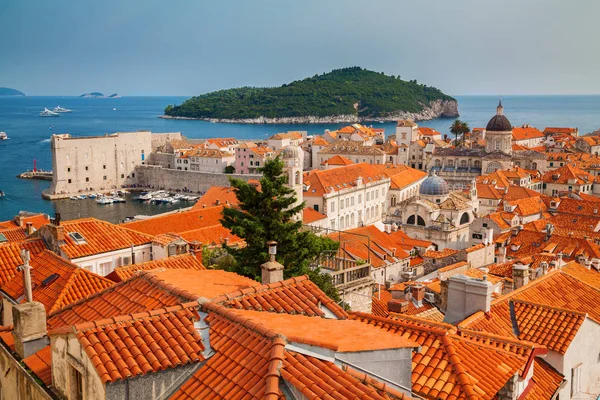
[281,144,301,159]
[420,173,449,196]
[486,100,512,132]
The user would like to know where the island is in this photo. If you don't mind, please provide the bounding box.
[0,87,25,96]
[162,67,459,123]
[80,92,105,98]
[107,93,121,98]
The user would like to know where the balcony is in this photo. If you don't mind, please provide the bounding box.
[316,255,373,290]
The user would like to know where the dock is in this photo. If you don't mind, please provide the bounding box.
[17,170,53,181]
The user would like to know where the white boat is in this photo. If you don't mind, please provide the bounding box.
[70,196,79,200]
[112,196,126,203]
[77,195,87,200]
[0,190,4,198]
[40,108,59,117]
[0,132,8,140]
[53,105,72,113]
[96,197,114,205]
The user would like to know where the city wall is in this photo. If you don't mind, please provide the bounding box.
[134,165,262,192]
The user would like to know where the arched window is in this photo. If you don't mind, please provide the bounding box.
[532,162,537,170]
[448,159,454,167]
[417,216,426,226]
[340,218,345,230]
[407,215,415,224]
[295,171,300,185]
[495,139,500,150]
[460,213,470,225]
[390,156,394,162]
[391,196,397,207]
[474,160,481,168]
[434,159,441,167]
[345,215,350,227]
[351,213,355,226]
[460,160,467,167]
[486,162,502,174]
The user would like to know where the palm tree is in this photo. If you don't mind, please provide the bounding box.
[450,119,470,147]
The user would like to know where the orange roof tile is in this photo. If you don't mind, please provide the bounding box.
[562,262,600,289]
[372,287,439,320]
[122,206,226,235]
[192,186,239,209]
[351,313,529,400]
[312,136,329,146]
[505,230,600,260]
[424,248,459,259]
[179,224,243,247]
[322,155,354,166]
[543,127,577,135]
[47,271,199,330]
[212,275,348,319]
[302,207,327,224]
[23,346,52,387]
[1,250,114,313]
[0,214,49,232]
[523,359,565,400]
[0,239,47,286]
[105,253,205,282]
[512,126,544,141]
[541,164,594,185]
[303,163,390,197]
[58,218,154,259]
[55,305,204,383]
[418,127,441,137]
[438,261,468,273]
[228,309,419,352]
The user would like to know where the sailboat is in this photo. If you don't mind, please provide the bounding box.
[40,108,59,117]
[53,105,73,113]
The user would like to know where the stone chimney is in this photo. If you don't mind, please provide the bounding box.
[18,250,33,302]
[497,247,507,264]
[14,215,25,227]
[410,284,425,307]
[444,274,493,324]
[47,213,65,242]
[25,222,35,236]
[387,299,409,314]
[261,241,284,284]
[512,264,529,290]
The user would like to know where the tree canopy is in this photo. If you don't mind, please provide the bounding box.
[450,119,470,146]
[220,158,341,300]
[164,67,455,120]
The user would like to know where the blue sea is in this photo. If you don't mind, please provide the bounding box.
[1,95,600,222]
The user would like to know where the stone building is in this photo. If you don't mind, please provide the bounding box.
[175,148,235,173]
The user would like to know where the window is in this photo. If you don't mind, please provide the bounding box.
[571,364,582,397]
[358,194,362,203]
[85,166,88,171]
[0,233,7,243]
[70,365,84,400]
[330,202,335,212]
[99,261,112,276]
[121,174,125,178]
[68,179,72,184]
[131,173,135,178]
[103,165,106,169]
[460,213,470,225]
[351,197,354,206]
[313,204,319,212]
[67,167,71,172]
[68,232,86,244]
[85,177,89,182]
[103,176,107,180]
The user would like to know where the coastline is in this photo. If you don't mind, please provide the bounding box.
[159,99,460,124]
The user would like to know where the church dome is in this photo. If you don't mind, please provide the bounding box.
[486,100,512,131]
[281,144,301,159]
[420,173,449,196]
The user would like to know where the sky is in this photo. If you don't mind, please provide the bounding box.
[1,0,599,96]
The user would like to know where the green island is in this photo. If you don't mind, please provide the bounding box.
[163,67,458,123]
[0,87,25,96]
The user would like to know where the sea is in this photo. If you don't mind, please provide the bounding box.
[1,95,600,223]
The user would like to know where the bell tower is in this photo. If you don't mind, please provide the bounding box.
[281,144,304,220]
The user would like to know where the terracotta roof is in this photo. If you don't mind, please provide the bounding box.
[512,126,544,141]
[105,253,205,282]
[322,155,354,166]
[523,359,565,400]
[505,230,600,260]
[384,230,433,250]
[312,136,329,146]
[554,197,600,216]
[541,164,594,185]
[269,131,302,140]
[501,196,547,216]
[212,275,348,319]
[179,148,233,159]
[380,165,427,189]
[46,271,200,330]
[418,127,441,137]
[192,186,239,209]
[351,313,529,400]
[562,262,600,288]
[0,214,49,232]
[177,224,243,247]
[372,287,441,320]
[1,250,114,313]
[424,248,459,259]
[0,239,47,286]
[302,207,327,224]
[543,127,577,135]
[23,346,52,387]
[438,261,468,273]
[123,206,226,235]
[58,218,154,259]
[206,137,238,148]
[151,233,183,246]
[303,163,390,197]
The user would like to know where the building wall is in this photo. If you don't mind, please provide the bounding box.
[49,132,153,196]
[371,259,410,284]
[72,245,153,276]
[465,244,495,268]
[186,154,235,173]
[0,341,53,400]
[542,182,592,197]
[316,151,385,166]
[147,152,175,169]
[134,165,261,193]
[52,334,106,400]
[339,284,372,314]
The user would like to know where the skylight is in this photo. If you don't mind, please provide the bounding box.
[68,231,86,244]
[0,234,7,243]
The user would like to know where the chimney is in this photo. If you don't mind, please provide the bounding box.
[25,222,35,236]
[512,264,529,290]
[444,274,493,324]
[188,241,203,261]
[12,302,48,359]
[410,284,425,307]
[47,213,65,243]
[18,250,33,302]
[497,247,507,263]
[387,299,409,314]
[261,241,284,284]
[540,261,548,275]
[14,215,25,227]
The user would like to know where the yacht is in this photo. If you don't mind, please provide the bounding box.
[53,105,72,113]
[0,132,7,140]
[0,190,5,198]
[96,197,114,205]
[40,108,59,117]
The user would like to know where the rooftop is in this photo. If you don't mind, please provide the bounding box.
[105,253,205,282]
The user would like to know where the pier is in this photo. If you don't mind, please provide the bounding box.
[17,170,53,180]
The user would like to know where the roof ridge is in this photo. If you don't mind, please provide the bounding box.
[350,311,454,335]
[490,269,562,305]
[511,298,589,316]
[140,271,201,301]
[49,301,199,335]
[211,274,309,303]
[50,269,88,314]
[457,328,537,350]
[200,302,284,341]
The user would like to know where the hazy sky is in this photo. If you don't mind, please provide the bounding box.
[1,0,599,96]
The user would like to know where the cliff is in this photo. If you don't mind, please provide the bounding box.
[163,67,458,123]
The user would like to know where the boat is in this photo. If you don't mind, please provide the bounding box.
[40,108,59,117]
[70,196,79,200]
[0,190,5,198]
[0,132,8,140]
[88,194,97,199]
[112,196,126,203]
[53,105,72,113]
[77,195,87,200]
[96,197,114,205]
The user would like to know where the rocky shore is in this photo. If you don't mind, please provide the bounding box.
[160,99,459,124]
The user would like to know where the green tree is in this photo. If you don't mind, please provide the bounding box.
[221,158,339,289]
[450,119,470,147]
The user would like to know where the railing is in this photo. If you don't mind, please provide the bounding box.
[315,253,373,288]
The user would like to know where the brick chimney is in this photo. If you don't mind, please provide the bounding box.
[410,284,425,307]
[188,241,203,261]
[388,299,409,314]
[512,264,529,290]
[261,241,284,284]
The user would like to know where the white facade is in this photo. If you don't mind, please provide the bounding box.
[72,245,153,276]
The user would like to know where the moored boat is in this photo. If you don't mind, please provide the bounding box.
[40,108,60,117]
[53,106,72,113]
